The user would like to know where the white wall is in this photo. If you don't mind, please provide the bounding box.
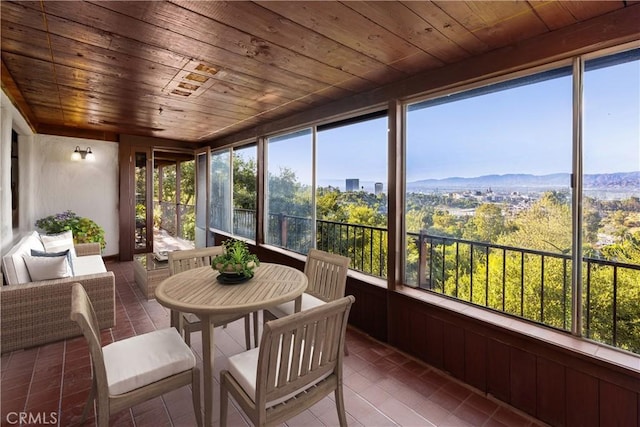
[30,135,119,256]
[0,91,33,255]
[1,90,119,257]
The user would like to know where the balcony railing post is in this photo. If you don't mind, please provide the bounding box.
[279,213,288,248]
[176,202,182,239]
[612,265,618,347]
[418,230,427,288]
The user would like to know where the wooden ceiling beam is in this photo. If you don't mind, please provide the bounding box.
[36,123,118,142]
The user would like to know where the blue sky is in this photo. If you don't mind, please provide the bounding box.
[268,56,639,187]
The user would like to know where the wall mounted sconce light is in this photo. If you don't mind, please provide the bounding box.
[71,146,95,161]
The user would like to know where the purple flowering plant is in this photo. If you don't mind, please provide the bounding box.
[35,210,106,249]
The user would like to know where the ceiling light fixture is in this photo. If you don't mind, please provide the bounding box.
[71,146,95,161]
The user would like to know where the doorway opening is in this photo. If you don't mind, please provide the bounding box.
[152,150,196,253]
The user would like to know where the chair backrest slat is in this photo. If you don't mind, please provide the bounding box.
[168,246,224,276]
[304,249,350,302]
[256,295,354,406]
[70,284,109,396]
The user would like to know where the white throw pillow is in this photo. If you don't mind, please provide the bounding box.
[40,231,76,257]
[22,255,72,281]
[31,249,75,276]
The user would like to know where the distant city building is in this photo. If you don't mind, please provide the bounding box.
[374,182,383,195]
[346,178,359,192]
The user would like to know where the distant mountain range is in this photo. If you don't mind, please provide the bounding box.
[408,172,640,190]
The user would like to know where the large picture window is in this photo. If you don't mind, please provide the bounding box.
[403,48,640,353]
[405,67,574,329]
[582,49,640,352]
[210,149,231,233]
[208,144,258,241]
[233,144,257,240]
[263,114,389,273]
[316,114,388,276]
[265,130,313,253]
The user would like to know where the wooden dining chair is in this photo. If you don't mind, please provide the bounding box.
[263,248,350,321]
[168,246,257,349]
[70,283,202,427]
[220,295,355,427]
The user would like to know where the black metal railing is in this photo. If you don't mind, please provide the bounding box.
[412,231,640,353]
[233,208,256,240]
[584,257,640,351]
[265,212,388,277]
[178,203,195,240]
[317,219,387,277]
[157,201,195,240]
[207,209,639,353]
[267,213,314,254]
[158,201,176,235]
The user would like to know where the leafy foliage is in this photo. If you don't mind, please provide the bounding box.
[233,152,257,210]
[35,210,106,249]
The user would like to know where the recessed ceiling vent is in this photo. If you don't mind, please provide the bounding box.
[163,59,218,98]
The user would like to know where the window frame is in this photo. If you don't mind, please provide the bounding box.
[400,45,639,345]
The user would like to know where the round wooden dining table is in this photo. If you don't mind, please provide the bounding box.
[155,262,308,427]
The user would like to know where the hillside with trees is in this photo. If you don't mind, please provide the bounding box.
[235,155,640,353]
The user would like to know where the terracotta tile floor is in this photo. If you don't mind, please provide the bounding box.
[1,260,549,427]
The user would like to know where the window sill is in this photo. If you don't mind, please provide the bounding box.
[258,244,307,264]
[397,285,640,375]
[258,244,388,288]
[347,269,387,289]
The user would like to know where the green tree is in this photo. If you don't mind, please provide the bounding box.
[268,167,311,217]
[179,160,195,205]
[233,153,257,210]
[464,203,507,243]
[500,191,572,253]
[405,207,434,233]
[432,209,463,237]
[316,186,347,222]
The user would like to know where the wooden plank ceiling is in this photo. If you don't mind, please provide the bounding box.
[0,1,631,144]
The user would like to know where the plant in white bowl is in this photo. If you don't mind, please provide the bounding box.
[212,239,260,278]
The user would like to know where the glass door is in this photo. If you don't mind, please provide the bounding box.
[134,149,153,254]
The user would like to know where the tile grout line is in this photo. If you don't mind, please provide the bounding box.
[56,341,66,427]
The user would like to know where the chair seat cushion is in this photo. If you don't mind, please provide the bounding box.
[266,293,325,319]
[72,255,107,276]
[102,328,195,395]
[228,342,330,407]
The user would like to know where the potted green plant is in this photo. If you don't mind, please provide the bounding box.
[35,210,106,250]
[212,238,260,279]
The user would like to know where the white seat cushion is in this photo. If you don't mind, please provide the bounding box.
[266,293,326,319]
[102,328,196,395]
[72,255,107,276]
[228,341,330,407]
